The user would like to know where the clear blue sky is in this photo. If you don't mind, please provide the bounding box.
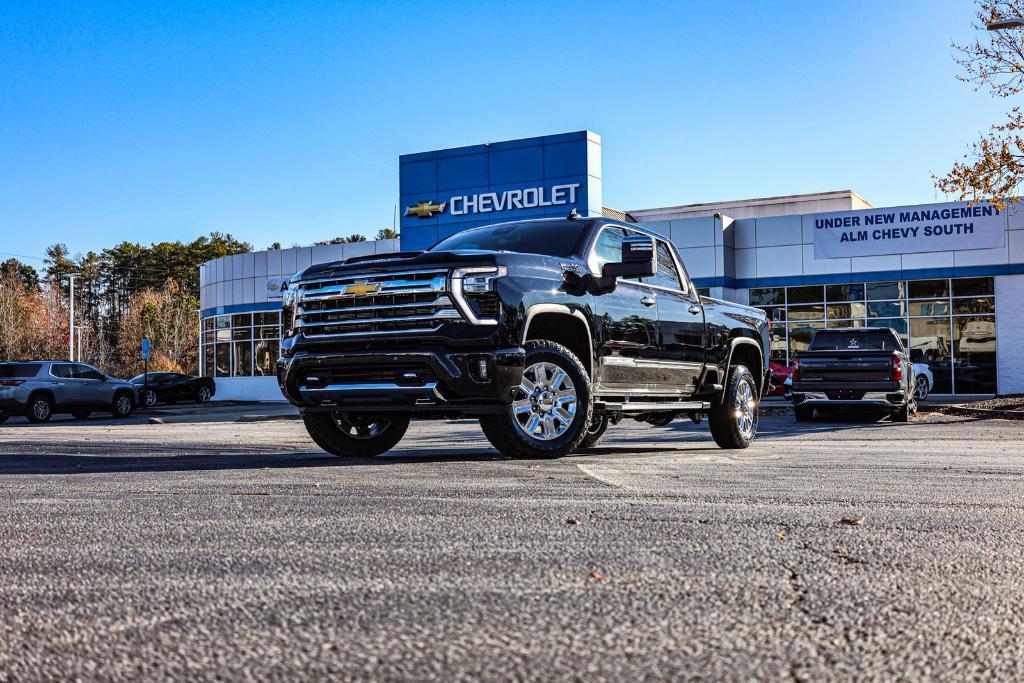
[0,0,1003,262]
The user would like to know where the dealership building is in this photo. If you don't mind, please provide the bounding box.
[199,130,1023,401]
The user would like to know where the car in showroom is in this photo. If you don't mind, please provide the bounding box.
[277,215,772,459]
[0,361,138,423]
[130,372,216,407]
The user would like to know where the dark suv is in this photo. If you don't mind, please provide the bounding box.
[278,216,771,459]
[0,361,138,423]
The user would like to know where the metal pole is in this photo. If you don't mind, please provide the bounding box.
[77,327,82,363]
[68,274,75,361]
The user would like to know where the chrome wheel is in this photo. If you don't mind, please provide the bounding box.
[915,376,929,401]
[511,361,577,441]
[32,400,50,421]
[734,378,757,439]
[332,414,393,440]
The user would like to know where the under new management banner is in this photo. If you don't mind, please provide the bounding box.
[813,200,1005,259]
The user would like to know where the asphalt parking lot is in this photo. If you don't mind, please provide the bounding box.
[1,406,1022,680]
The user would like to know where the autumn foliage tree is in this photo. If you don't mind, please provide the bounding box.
[117,280,200,376]
[938,0,1024,208]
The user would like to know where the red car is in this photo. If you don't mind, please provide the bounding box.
[767,361,793,396]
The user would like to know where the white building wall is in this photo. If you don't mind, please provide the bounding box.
[996,275,1024,395]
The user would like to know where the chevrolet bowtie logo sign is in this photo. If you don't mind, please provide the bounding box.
[405,200,447,218]
[342,281,382,296]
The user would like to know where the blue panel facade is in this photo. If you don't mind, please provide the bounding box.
[399,131,602,251]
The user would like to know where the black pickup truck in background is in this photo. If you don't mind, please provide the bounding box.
[277,215,771,459]
[791,327,917,422]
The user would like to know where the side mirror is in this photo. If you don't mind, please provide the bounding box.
[601,235,657,278]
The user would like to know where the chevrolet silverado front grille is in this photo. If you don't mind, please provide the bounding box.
[295,270,462,338]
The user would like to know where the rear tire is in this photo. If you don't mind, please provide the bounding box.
[794,405,815,422]
[709,365,759,449]
[303,412,410,457]
[196,386,212,403]
[26,395,53,423]
[141,389,158,408]
[893,396,916,423]
[915,376,929,401]
[479,340,593,459]
[578,414,610,450]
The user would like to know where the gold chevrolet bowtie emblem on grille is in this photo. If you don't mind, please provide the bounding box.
[342,281,382,296]
[405,200,447,218]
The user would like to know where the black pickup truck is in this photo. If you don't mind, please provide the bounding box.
[791,327,917,422]
[277,215,771,459]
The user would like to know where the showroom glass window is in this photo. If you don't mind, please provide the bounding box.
[748,277,995,394]
[201,310,281,379]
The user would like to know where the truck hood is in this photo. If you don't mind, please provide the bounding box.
[297,249,501,281]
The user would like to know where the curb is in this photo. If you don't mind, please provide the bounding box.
[943,405,1024,420]
[236,414,300,423]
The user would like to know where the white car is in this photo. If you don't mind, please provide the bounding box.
[912,363,933,400]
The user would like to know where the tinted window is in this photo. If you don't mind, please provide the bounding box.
[76,365,104,380]
[648,241,684,291]
[0,363,43,378]
[867,281,905,300]
[430,221,589,257]
[810,330,902,351]
[952,277,994,297]
[826,284,865,302]
[749,287,785,306]
[51,364,76,378]
[787,286,824,304]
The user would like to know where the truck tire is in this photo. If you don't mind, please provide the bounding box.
[893,396,916,423]
[479,340,593,459]
[303,412,410,458]
[577,414,610,450]
[709,365,759,449]
[794,405,814,422]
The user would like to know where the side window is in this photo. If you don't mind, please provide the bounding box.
[590,226,626,274]
[77,365,104,380]
[52,364,75,379]
[647,241,685,291]
[589,226,644,282]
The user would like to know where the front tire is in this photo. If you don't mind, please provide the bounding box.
[196,385,212,403]
[577,414,610,450]
[709,365,759,449]
[480,340,593,459]
[915,376,929,401]
[303,412,410,457]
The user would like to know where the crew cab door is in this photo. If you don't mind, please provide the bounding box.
[587,225,663,391]
[648,239,705,394]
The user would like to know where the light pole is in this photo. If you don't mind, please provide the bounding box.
[987,17,1024,30]
[68,274,75,362]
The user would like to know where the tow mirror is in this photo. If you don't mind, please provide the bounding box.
[602,235,657,278]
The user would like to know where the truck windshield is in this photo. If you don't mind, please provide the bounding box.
[429,221,589,257]
[0,363,43,378]
[810,330,901,352]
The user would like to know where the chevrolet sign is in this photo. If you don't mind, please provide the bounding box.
[450,183,580,216]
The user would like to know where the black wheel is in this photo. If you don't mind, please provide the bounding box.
[914,376,929,401]
[479,340,593,459]
[709,365,759,449]
[141,389,158,408]
[302,412,410,457]
[72,410,91,420]
[196,385,212,403]
[578,414,610,450]
[111,392,135,418]
[794,405,814,422]
[26,395,53,423]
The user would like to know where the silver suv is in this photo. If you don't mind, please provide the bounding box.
[0,361,138,423]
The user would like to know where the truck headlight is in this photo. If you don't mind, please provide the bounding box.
[282,282,299,337]
[450,266,506,325]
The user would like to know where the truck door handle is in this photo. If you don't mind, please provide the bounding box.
[640,296,656,307]
[688,305,701,315]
